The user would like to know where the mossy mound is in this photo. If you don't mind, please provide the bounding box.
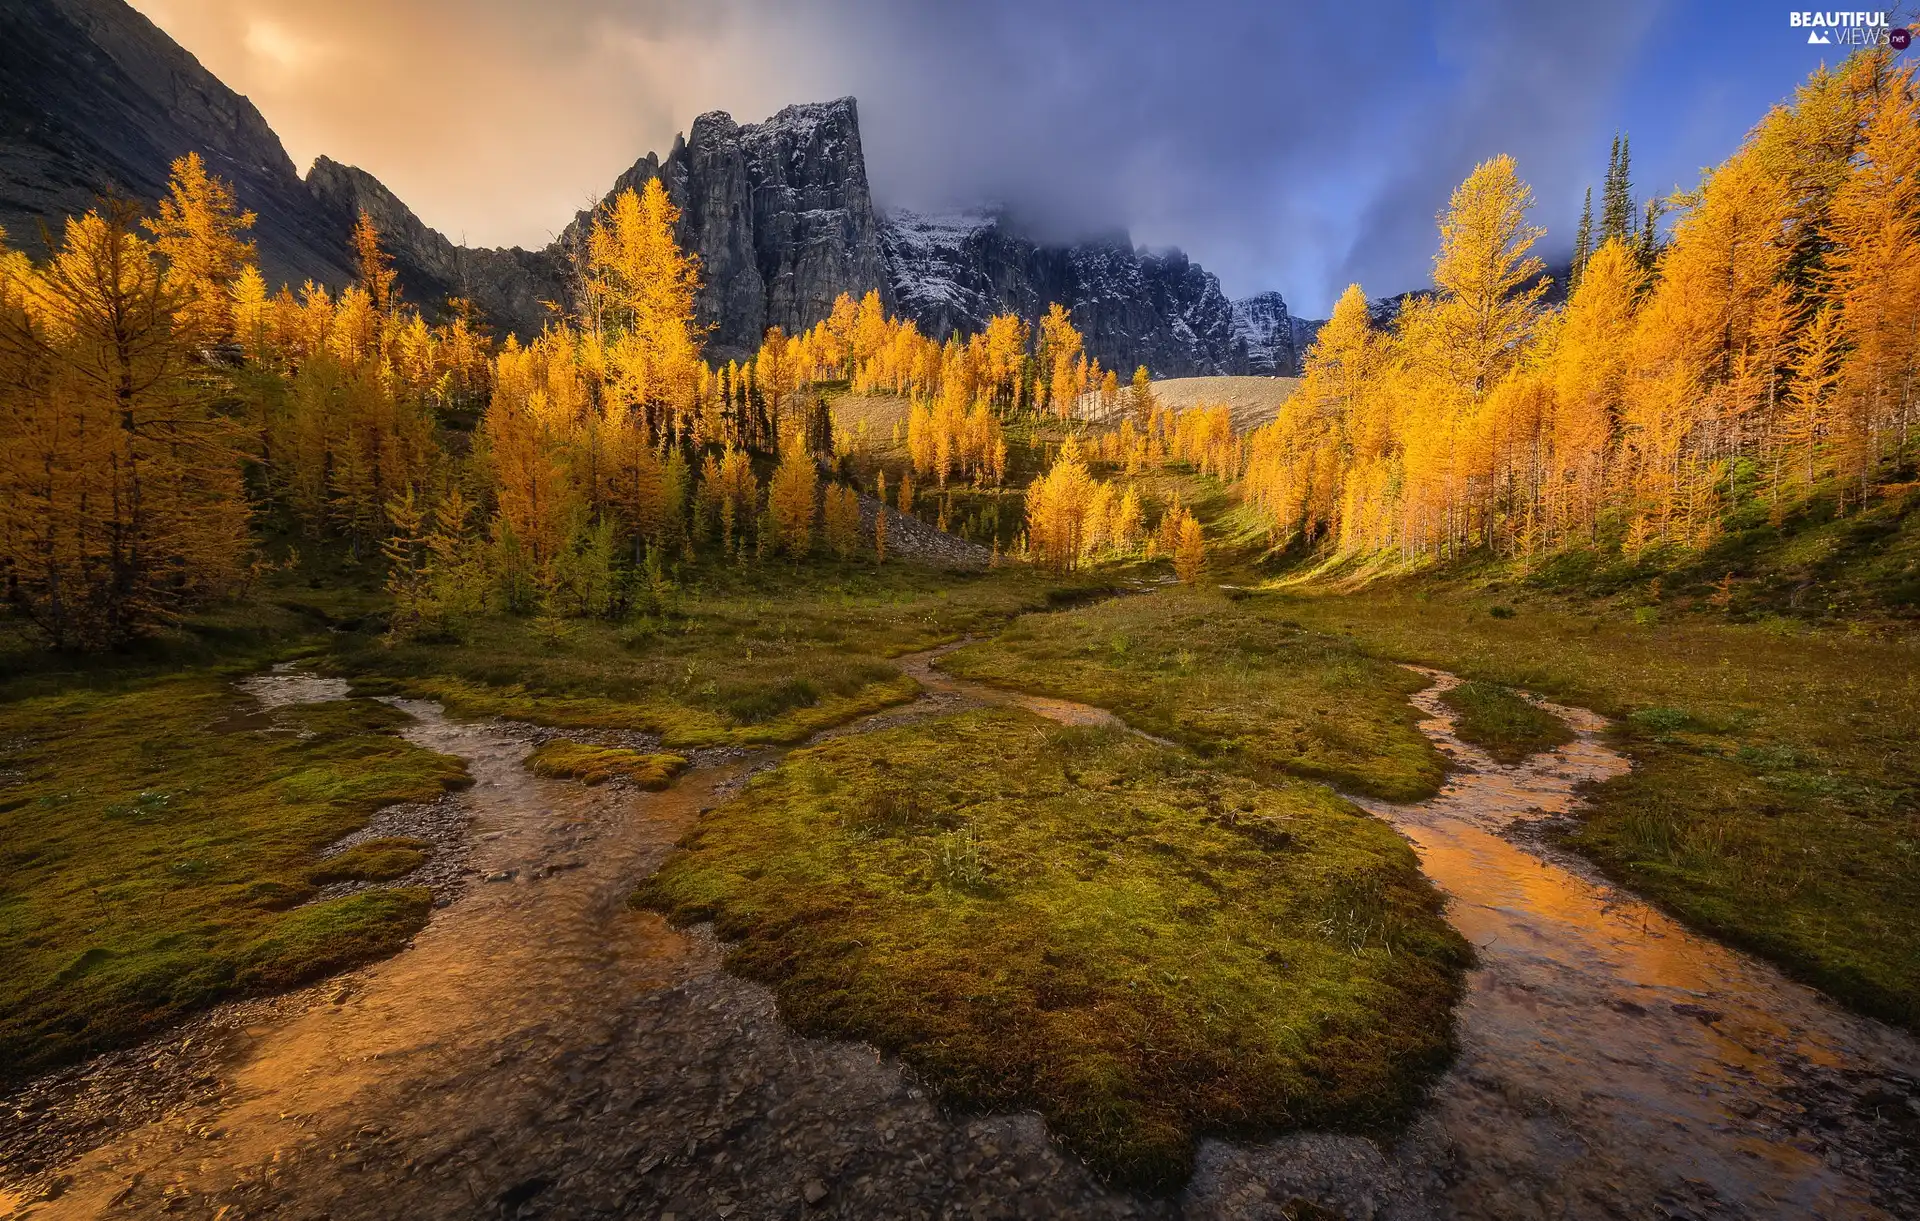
[639,707,1470,1189]
[528,741,687,788]
[308,837,432,885]
[1438,679,1575,764]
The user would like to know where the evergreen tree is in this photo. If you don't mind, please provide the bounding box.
[1636,197,1662,268]
[1570,186,1594,291]
[1602,133,1634,244]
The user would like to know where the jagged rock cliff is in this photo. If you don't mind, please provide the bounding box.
[565,99,894,360]
[2,0,1298,374]
[0,0,560,332]
[881,208,1251,377]
[306,156,564,334]
[1227,291,1301,377]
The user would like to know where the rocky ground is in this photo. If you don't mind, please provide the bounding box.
[858,496,993,569]
[1078,377,1301,432]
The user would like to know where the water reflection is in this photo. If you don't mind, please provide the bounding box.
[1325,668,1920,1219]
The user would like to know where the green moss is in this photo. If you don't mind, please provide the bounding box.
[0,678,467,1079]
[1270,583,1920,1031]
[385,672,920,748]
[1438,680,1574,764]
[236,888,432,991]
[527,741,687,788]
[639,708,1469,1189]
[328,562,1093,744]
[308,837,432,885]
[943,587,1446,800]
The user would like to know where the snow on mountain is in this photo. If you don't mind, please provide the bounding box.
[1228,291,1301,377]
[880,208,1261,378]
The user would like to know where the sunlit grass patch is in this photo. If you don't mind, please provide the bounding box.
[638,707,1469,1189]
[0,680,467,1079]
[329,561,1090,744]
[1270,582,1920,1031]
[527,741,687,788]
[943,586,1445,800]
[308,837,432,885]
[1439,680,1574,764]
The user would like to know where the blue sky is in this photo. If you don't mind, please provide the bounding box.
[133,0,1909,315]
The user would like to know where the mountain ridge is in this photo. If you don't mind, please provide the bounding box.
[0,0,1309,374]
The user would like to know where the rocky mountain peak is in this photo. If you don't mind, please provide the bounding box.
[2,0,1303,374]
[1229,291,1301,376]
[880,207,1274,377]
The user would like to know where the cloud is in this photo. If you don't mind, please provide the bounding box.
[130,0,1739,315]
[1333,0,1662,300]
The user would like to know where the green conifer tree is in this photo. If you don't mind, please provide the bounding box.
[1601,133,1634,244]
[1571,185,1595,291]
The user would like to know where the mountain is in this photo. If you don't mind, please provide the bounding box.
[882,207,1260,377]
[563,99,896,361]
[303,155,564,336]
[0,0,356,289]
[0,0,560,333]
[1,0,1296,375]
[1227,291,1301,377]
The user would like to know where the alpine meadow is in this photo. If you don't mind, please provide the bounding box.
[1,3,1918,1218]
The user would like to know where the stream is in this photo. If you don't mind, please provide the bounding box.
[2,654,1917,1219]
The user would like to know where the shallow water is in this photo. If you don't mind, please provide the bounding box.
[1214,667,1920,1219]
[3,666,1169,1220]
[896,639,1175,742]
[4,659,1917,1219]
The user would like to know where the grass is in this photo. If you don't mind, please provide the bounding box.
[638,707,1469,1189]
[942,586,1446,800]
[527,741,687,788]
[1438,680,1574,764]
[1268,581,1920,1032]
[1513,483,1920,623]
[327,561,1099,746]
[308,837,433,885]
[0,674,468,1080]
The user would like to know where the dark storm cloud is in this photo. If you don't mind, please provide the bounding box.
[132,0,1677,313]
[1332,0,1663,302]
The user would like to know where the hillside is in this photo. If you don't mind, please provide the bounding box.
[0,0,1301,370]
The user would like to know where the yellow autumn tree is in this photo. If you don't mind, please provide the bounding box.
[587,179,704,433]
[0,206,248,648]
[1824,58,1920,495]
[1173,514,1206,585]
[1024,435,1097,571]
[768,444,818,555]
[1037,302,1085,417]
[145,152,257,346]
[1546,239,1642,539]
[350,210,398,317]
[823,483,862,559]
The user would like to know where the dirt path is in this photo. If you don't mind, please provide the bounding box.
[4,657,1918,1219]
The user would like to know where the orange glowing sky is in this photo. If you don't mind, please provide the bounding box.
[124,1,1859,313]
[127,0,838,251]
